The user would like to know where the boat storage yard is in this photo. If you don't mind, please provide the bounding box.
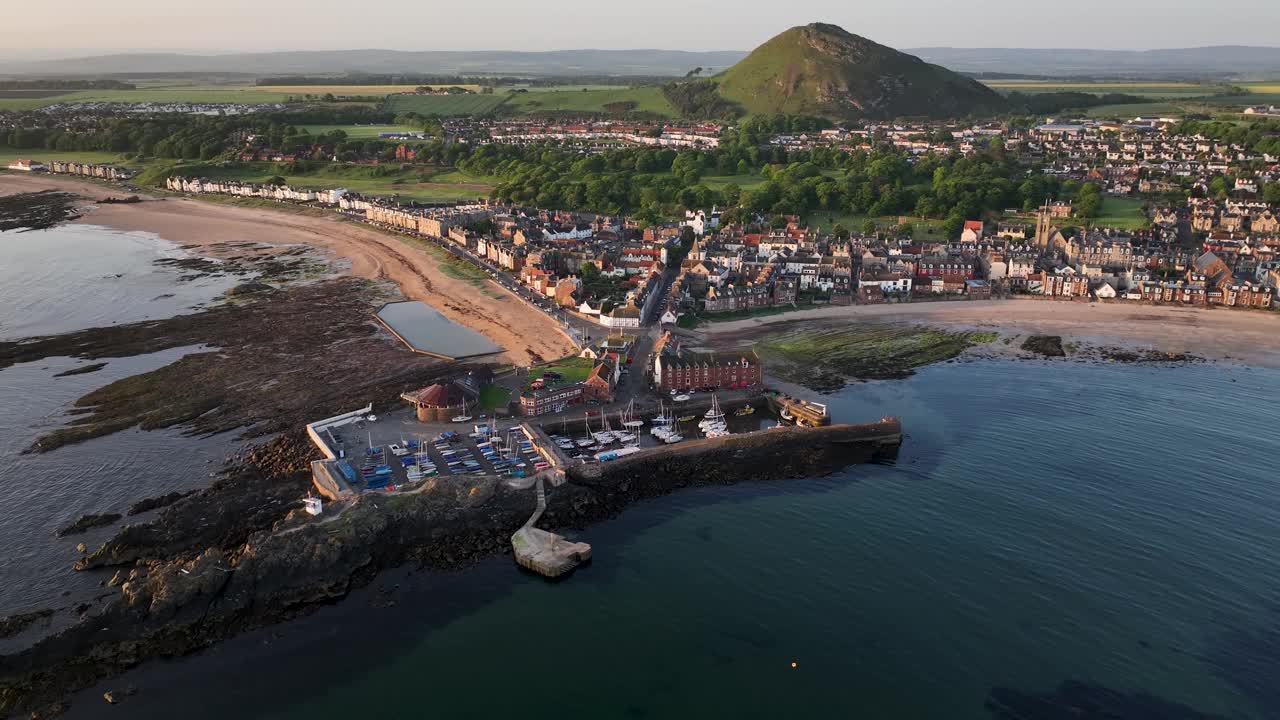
[304,392,833,578]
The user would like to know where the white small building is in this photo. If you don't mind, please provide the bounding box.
[682,208,721,236]
[600,305,641,329]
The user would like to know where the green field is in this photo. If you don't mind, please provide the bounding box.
[0,149,137,167]
[982,80,1220,98]
[298,124,428,140]
[0,85,296,110]
[383,93,511,116]
[1092,197,1148,229]
[260,84,480,95]
[503,86,676,116]
[702,174,768,190]
[524,356,595,392]
[510,84,632,92]
[162,161,493,203]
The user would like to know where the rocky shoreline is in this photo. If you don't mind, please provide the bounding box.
[0,422,900,717]
[0,191,80,232]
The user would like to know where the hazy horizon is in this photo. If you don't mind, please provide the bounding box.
[4,0,1279,58]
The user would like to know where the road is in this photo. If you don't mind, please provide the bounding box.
[356,215,648,349]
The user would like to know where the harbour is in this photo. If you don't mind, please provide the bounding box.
[50,358,1280,720]
[304,384,891,578]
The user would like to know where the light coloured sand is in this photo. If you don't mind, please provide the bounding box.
[700,299,1280,368]
[0,174,576,366]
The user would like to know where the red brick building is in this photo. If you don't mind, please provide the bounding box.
[654,347,763,392]
[520,383,584,416]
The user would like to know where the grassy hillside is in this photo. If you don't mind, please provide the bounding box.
[717,23,1007,119]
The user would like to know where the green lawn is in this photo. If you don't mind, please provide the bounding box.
[479,385,512,410]
[525,356,595,391]
[702,174,767,190]
[383,94,511,116]
[414,241,490,287]
[1093,197,1148,230]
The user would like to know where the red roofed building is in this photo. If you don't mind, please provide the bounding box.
[402,383,467,422]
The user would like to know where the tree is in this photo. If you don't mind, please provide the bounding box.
[833,223,850,240]
[265,175,286,186]
[861,219,878,235]
[1264,183,1280,205]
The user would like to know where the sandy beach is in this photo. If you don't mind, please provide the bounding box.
[700,298,1280,369]
[0,173,576,366]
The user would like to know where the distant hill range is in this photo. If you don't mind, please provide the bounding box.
[716,23,1007,119]
[0,49,748,78]
[906,46,1280,78]
[2,43,1278,80]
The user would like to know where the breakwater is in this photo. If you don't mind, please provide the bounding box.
[0,419,901,716]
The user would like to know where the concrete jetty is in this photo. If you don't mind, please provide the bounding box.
[511,474,592,577]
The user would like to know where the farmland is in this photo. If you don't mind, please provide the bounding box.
[0,85,295,110]
[258,84,482,95]
[383,93,511,116]
[981,80,1219,98]
[502,86,676,116]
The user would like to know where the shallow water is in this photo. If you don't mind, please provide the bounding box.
[0,224,247,621]
[0,223,241,340]
[62,360,1280,719]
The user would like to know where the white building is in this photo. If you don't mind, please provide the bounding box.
[6,159,46,172]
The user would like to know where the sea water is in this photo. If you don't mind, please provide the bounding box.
[62,360,1280,719]
[0,224,247,618]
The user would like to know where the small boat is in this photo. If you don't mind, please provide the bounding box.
[673,394,691,402]
[734,406,755,416]
[677,415,696,422]
[451,415,472,423]
[780,408,795,423]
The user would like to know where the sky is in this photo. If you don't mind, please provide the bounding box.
[3,0,1278,56]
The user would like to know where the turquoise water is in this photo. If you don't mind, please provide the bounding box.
[68,359,1280,719]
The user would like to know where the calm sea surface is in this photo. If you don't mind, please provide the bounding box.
[60,359,1280,720]
[0,225,245,620]
[7,225,1279,719]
